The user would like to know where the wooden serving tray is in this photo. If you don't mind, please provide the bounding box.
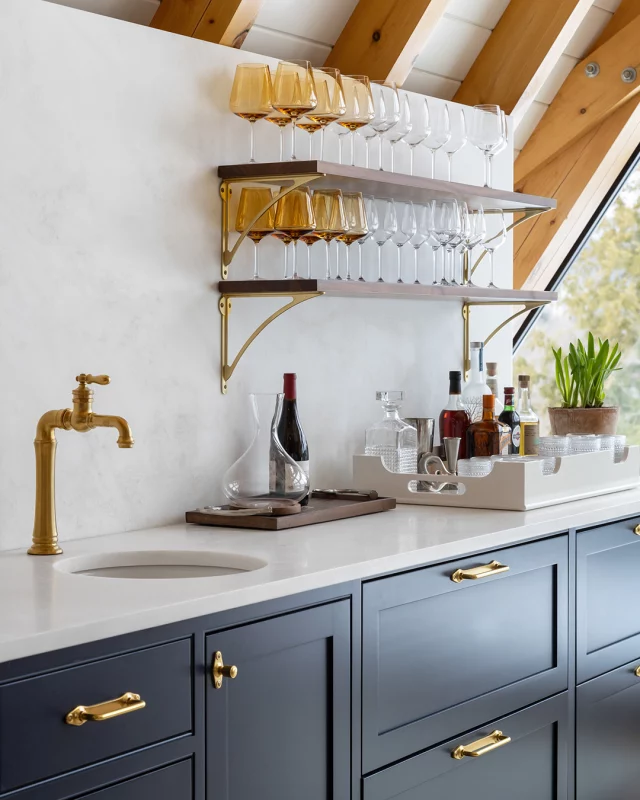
[185,492,396,530]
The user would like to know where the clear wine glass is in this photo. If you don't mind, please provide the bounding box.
[487,110,508,188]
[469,104,503,188]
[368,81,400,170]
[391,202,416,283]
[422,101,451,178]
[374,199,397,282]
[482,210,507,289]
[386,94,412,173]
[442,105,467,181]
[404,97,430,175]
[461,204,486,287]
[410,204,429,284]
[445,206,463,285]
[357,196,377,281]
[430,199,460,286]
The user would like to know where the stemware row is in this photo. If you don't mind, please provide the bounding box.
[229,61,508,187]
[235,186,508,286]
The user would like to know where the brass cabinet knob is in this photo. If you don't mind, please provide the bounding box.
[65,691,146,726]
[634,524,640,536]
[212,650,238,689]
[452,730,511,760]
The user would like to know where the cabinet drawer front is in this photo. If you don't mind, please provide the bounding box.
[0,639,192,792]
[362,536,568,771]
[206,601,351,800]
[577,517,640,682]
[577,656,640,799]
[364,693,569,800]
[78,759,192,799]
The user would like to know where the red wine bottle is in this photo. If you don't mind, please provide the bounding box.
[277,373,310,505]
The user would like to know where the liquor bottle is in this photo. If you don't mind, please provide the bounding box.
[498,386,521,455]
[276,373,310,504]
[485,362,504,415]
[439,370,471,459]
[516,374,540,455]
[462,342,492,422]
[466,394,510,458]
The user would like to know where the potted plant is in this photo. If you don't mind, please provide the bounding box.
[549,333,622,435]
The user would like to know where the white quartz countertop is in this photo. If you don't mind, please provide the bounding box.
[2,490,640,665]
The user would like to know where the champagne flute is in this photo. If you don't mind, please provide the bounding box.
[336,192,368,280]
[410,205,429,284]
[482,210,507,289]
[468,104,503,188]
[229,63,273,163]
[337,75,374,166]
[357,196,377,281]
[374,199,397,282]
[442,106,467,181]
[308,68,346,159]
[235,187,275,280]
[274,187,316,280]
[369,81,400,170]
[312,190,347,279]
[391,202,416,283]
[272,60,318,162]
[423,101,451,178]
[404,97,430,175]
[386,94,411,173]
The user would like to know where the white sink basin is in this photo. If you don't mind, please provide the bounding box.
[54,550,267,580]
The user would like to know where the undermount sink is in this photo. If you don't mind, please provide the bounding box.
[54,550,267,580]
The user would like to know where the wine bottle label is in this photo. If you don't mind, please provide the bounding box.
[512,424,521,449]
[521,422,539,455]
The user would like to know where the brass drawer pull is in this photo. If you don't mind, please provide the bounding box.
[65,691,146,726]
[213,650,238,689]
[634,524,640,536]
[452,729,511,760]
[451,560,509,583]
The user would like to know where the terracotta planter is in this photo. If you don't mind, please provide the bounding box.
[548,406,619,435]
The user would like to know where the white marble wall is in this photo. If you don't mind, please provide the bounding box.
[0,0,513,551]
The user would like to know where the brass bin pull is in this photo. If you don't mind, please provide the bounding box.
[65,691,146,726]
[452,730,511,760]
[212,650,238,689]
[451,560,510,583]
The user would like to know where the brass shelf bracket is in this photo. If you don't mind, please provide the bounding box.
[463,299,551,378]
[470,207,549,277]
[219,292,323,393]
[220,174,323,278]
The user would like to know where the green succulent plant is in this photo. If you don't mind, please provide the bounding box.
[552,333,622,408]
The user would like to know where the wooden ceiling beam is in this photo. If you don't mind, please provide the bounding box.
[453,0,593,129]
[151,0,262,47]
[515,10,640,182]
[323,0,450,85]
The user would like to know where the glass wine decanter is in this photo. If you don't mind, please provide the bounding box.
[223,393,309,506]
[365,391,418,473]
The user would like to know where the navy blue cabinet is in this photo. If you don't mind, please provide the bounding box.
[76,760,192,799]
[205,600,351,800]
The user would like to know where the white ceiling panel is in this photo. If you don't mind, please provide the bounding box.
[45,0,159,25]
[564,4,612,58]
[253,0,359,46]
[402,68,460,99]
[514,100,548,151]
[242,25,331,66]
[535,52,579,105]
[444,0,511,30]
[593,0,621,12]
[413,16,492,81]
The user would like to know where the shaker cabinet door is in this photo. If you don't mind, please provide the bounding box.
[205,601,351,800]
[577,656,640,800]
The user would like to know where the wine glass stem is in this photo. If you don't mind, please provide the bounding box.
[325,241,330,279]
[339,135,344,164]
[390,143,395,173]
[249,121,256,164]
[440,246,445,283]
[430,149,436,179]
[431,248,438,284]
[358,243,363,280]
[279,127,284,162]
[410,147,415,175]
[283,243,288,279]
[446,153,452,181]
[377,244,383,282]
[346,245,352,280]
[487,154,494,189]
[378,135,383,170]
[253,241,259,280]
[365,139,370,169]
[292,240,299,279]
[309,133,313,161]
[483,152,490,187]
[350,131,355,166]
[291,122,297,161]
[490,250,495,286]
[306,243,311,278]
[414,247,419,283]
[396,246,402,283]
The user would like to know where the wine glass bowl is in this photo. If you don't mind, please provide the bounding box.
[403,97,431,175]
[229,63,273,163]
[442,106,467,181]
[422,101,451,178]
[386,94,412,172]
[391,202,416,283]
[235,187,275,280]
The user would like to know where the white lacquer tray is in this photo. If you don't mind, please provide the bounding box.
[353,448,640,511]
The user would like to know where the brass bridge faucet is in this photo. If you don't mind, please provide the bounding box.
[29,374,134,556]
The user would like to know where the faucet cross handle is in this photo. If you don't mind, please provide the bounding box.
[76,374,110,386]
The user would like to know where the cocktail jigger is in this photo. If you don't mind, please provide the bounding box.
[443,437,461,474]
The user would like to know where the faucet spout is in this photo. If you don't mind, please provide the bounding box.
[89,414,135,448]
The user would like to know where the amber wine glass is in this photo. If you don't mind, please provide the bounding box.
[275,187,316,279]
[265,110,292,161]
[312,189,347,280]
[235,187,275,280]
[272,60,317,162]
[300,231,322,278]
[308,68,346,159]
[229,63,273,163]
[336,192,368,280]
[295,117,324,160]
[337,75,374,166]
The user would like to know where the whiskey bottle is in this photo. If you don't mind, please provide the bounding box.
[439,371,471,459]
[516,374,540,455]
[498,386,521,455]
[466,393,510,458]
